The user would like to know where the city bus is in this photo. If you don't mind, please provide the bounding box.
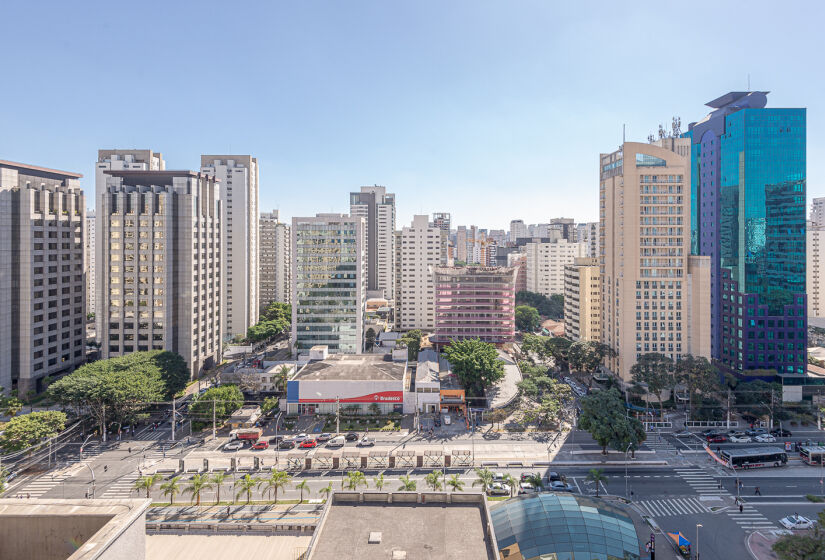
[719,447,788,470]
[800,445,825,465]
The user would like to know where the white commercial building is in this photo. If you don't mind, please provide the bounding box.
[259,210,291,306]
[509,220,528,245]
[98,170,222,378]
[291,214,366,354]
[0,160,86,395]
[201,156,259,340]
[808,222,825,319]
[86,209,96,317]
[396,215,441,331]
[524,239,588,297]
[350,186,395,300]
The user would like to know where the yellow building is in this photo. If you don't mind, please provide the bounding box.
[564,257,601,342]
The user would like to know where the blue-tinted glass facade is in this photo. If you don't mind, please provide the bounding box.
[689,92,806,375]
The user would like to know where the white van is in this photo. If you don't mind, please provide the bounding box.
[326,435,346,448]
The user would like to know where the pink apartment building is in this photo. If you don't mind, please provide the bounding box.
[432,266,517,347]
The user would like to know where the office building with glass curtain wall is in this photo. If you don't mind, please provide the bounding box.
[291,214,366,354]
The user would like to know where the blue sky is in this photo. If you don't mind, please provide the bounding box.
[1,0,821,229]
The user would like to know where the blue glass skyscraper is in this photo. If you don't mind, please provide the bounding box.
[688,92,806,376]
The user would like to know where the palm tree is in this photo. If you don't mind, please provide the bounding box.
[295,480,309,503]
[424,470,443,491]
[134,474,162,499]
[211,472,228,504]
[398,475,417,491]
[502,474,518,497]
[318,482,333,501]
[235,474,260,504]
[160,476,182,505]
[345,471,367,490]
[277,365,291,391]
[258,469,291,502]
[586,468,607,498]
[526,474,544,490]
[446,474,464,493]
[185,474,212,506]
[472,468,494,490]
[373,474,385,490]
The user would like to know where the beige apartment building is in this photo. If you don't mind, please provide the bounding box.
[97,170,222,378]
[0,161,86,395]
[599,139,709,383]
[563,257,601,342]
[396,215,442,331]
[524,239,588,297]
[259,210,291,307]
[201,156,259,339]
[808,222,825,319]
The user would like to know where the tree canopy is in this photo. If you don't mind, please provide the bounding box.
[674,355,722,419]
[522,334,573,371]
[568,341,613,372]
[48,351,188,433]
[516,291,564,320]
[443,338,505,397]
[189,384,244,429]
[578,388,646,455]
[246,302,291,343]
[773,510,825,560]
[629,353,674,415]
[515,305,541,332]
[0,410,67,452]
[400,330,423,361]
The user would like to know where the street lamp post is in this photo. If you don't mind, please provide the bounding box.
[696,523,702,560]
[625,442,633,501]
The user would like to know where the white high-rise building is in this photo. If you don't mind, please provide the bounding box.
[811,197,825,228]
[350,186,395,300]
[510,219,528,244]
[455,226,468,263]
[292,214,366,354]
[808,222,825,319]
[98,170,222,378]
[0,160,86,395]
[432,213,451,265]
[397,215,441,331]
[524,239,588,297]
[201,156,259,340]
[86,209,96,317]
[259,210,291,306]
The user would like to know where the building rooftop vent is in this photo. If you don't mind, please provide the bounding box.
[391,551,407,560]
[368,532,382,544]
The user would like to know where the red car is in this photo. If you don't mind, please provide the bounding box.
[252,440,269,450]
[299,439,317,448]
[707,435,727,443]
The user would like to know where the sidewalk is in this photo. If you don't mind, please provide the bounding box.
[747,531,779,560]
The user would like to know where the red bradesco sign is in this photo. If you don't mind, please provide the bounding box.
[299,391,402,403]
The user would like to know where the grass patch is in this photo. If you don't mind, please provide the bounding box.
[806,494,824,503]
[486,496,511,501]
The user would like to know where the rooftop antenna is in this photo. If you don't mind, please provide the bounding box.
[747,74,750,91]
[622,124,626,144]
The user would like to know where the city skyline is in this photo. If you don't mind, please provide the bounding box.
[1,1,823,228]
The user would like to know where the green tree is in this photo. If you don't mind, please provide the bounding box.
[400,330,423,361]
[772,510,825,559]
[568,341,613,373]
[295,480,309,503]
[0,466,9,496]
[446,474,464,492]
[365,328,377,351]
[488,408,509,430]
[246,302,291,343]
[516,291,564,320]
[188,385,244,430]
[210,472,228,504]
[586,469,607,498]
[134,474,163,499]
[373,474,385,490]
[398,475,417,491]
[545,337,572,372]
[261,396,280,415]
[519,385,574,428]
[258,469,291,501]
[674,355,721,420]
[0,411,67,452]
[472,468,494,490]
[502,474,518,497]
[184,474,212,506]
[234,474,259,504]
[160,476,182,505]
[515,305,541,332]
[345,471,367,490]
[629,353,674,418]
[0,390,23,417]
[525,474,543,490]
[578,388,646,455]
[319,482,333,501]
[443,338,505,397]
[424,470,443,491]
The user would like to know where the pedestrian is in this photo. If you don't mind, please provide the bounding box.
[27,493,30,499]
[755,486,761,496]
[128,447,131,454]
[739,504,744,513]
[104,465,108,472]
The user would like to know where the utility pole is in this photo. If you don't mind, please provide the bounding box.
[726,389,732,430]
[336,396,340,434]
[102,404,106,443]
[212,399,216,439]
[171,397,176,442]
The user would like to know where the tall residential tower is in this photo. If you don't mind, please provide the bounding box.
[259,210,291,306]
[349,186,395,300]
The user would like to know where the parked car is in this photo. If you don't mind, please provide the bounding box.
[746,428,768,437]
[549,480,574,492]
[326,435,346,447]
[674,430,693,438]
[772,428,792,437]
[252,440,269,450]
[548,472,562,482]
[520,472,540,482]
[730,435,752,443]
[486,482,509,496]
[292,433,310,443]
[780,515,815,530]
[493,472,507,483]
[299,439,317,448]
[755,434,777,443]
[707,435,727,443]
[345,432,360,442]
[518,482,537,495]
[702,429,722,438]
[357,436,376,447]
[316,433,333,442]
[727,430,746,438]
[269,435,285,444]
[278,440,296,449]
[223,441,244,451]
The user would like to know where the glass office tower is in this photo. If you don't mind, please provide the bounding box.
[688,92,806,375]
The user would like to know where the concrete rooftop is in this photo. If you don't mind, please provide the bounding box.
[295,354,406,382]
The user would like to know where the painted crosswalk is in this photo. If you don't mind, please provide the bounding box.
[12,444,105,498]
[675,468,727,496]
[727,503,777,531]
[100,472,141,499]
[636,497,709,517]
